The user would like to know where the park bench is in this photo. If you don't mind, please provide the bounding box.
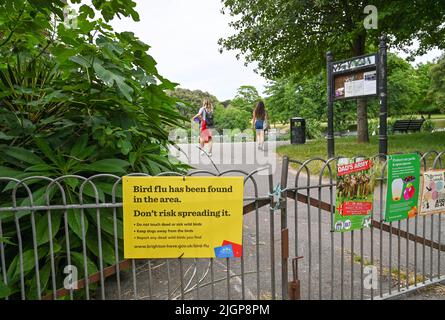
[392,118,425,133]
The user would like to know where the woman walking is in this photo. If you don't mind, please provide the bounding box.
[252,100,268,150]
[192,98,214,157]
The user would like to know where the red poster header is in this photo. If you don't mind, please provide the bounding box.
[337,202,373,216]
[338,159,372,176]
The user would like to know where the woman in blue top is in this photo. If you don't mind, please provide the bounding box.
[252,101,268,150]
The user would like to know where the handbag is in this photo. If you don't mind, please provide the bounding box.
[263,111,270,130]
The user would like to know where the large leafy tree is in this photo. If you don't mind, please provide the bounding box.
[230,85,262,113]
[265,73,325,124]
[265,72,355,137]
[214,105,251,132]
[411,62,435,115]
[386,54,420,116]
[428,55,445,114]
[167,87,220,119]
[219,0,445,143]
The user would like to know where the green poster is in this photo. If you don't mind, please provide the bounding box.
[334,158,375,232]
[384,153,421,222]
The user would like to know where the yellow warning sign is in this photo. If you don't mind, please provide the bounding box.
[122,176,244,258]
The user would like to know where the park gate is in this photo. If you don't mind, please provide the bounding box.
[0,151,444,300]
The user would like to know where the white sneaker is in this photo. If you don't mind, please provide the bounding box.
[208,152,212,157]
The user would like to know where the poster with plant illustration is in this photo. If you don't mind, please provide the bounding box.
[384,154,421,222]
[334,158,376,232]
[420,170,445,216]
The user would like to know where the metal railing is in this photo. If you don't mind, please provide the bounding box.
[280,150,445,300]
[1,150,445,300]
[0,167,276,300]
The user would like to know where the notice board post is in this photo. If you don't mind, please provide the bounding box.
[378,34,388,156]
[326,33,387,158]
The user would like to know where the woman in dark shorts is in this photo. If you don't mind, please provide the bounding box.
[252,101,268,150]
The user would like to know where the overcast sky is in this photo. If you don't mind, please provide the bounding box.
[110,0,443,101]
[110,0,266,101]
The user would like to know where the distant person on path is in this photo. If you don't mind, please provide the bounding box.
[252,101,268,150]
[192,98,214,157]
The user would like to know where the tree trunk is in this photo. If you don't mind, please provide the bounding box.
[353,34,369,143]
[357,98,369,143]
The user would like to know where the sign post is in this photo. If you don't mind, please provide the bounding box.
[326,51,335,158]
[378,34,388,156]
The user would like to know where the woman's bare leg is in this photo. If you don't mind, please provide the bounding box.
[259,130,265,149]
[208,139,213,154]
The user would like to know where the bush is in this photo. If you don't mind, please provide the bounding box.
[421,119,436,133]
[306,119,323,140]
[387,118,396,134]
[0,1,186,299]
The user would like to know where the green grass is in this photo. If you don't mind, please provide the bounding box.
[428,114,445,120]
[432,119,445,128]
[347,250,426,286]
[277,132,445,176]
[352,254,373,267]
[275,114,445,134]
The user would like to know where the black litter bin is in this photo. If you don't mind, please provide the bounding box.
[290,117,306,144]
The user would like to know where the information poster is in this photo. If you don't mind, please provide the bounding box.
[332,53,377,100]
[338,70,376,99]
[334,158,375,232]
[363,70,377,95]
[384,154,421,222]
[420,170,445,215]
[122,176,244,259]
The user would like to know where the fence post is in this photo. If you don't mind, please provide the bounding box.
[268,170,276,300]
[280,156,289,300]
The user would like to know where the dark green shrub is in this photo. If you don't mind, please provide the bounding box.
[0,0,187,299]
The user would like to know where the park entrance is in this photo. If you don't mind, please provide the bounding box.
[1,151,445,300]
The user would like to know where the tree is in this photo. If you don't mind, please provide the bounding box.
[167,87,219,119]
[230,85,262,113]
[412,62,436,116]
[265,72,350,138]
[214,105,251,132]
[386,53,418,115]
[428,55,445,114]
[219,1,445,143]
[265,73,325,123]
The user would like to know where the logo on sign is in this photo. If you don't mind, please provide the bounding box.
[344,220,352,230]
[363,218,371,228]
[335,221,344,231]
